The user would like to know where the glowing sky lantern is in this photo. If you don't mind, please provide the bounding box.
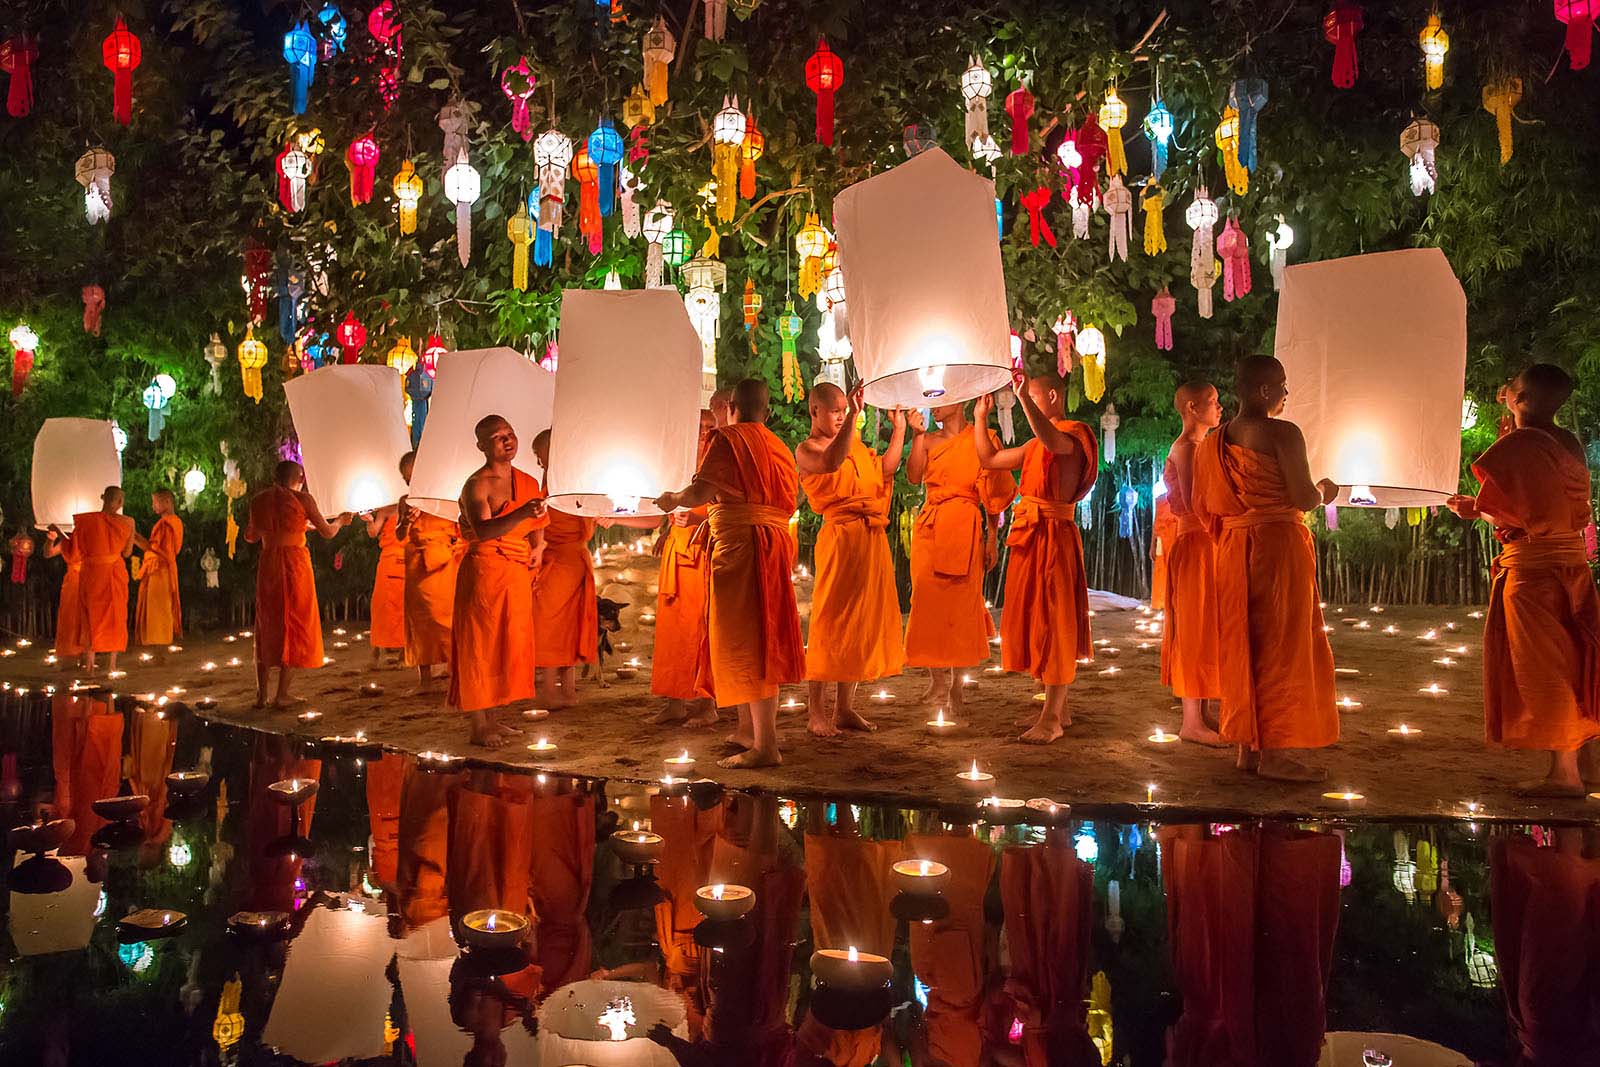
[284,364,412,516]
[1400,117,1440,196]
[238,327,268,402]
[805,38,843,146]
[544,289,702,518]
[101,18,141,125]
[393,160,422,234]
[1277,248,1465,508]
[10,322,38,397]
[1418,13,1450,89]
[283,21,317,115]
[32,419,120,532]
[75,148,115,224]
[832,148,1013,408]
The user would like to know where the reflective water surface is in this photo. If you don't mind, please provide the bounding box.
[2,691,1597,1066]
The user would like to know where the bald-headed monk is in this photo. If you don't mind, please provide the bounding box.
[395,450,462,694]
[650,408,719,727]
[798,382,907,737]
[364,477,406,668]
[44,525,86,667]
[905,401,1015,714]
[450,414,549,747]
[975,376,1098,744]
[529,428,598,708]
[245,461,352,707]
[1162,382,1226,747]
[1150,495,1175,613]
[1447,364,1600,796]
[60,486,134,675]
[709,387,734,430]
[1191,356,1339,782]
[132,489,183,647]
[654,379,804,769]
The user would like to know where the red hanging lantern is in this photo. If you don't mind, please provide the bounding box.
[336,312,368,363]
[243,240,272,324]
[1,35,38,118]
[1005,84,1034,156]
[1557,1,1595,70]
[572,144,603,255]
[804,39,843,146]
[346,133,379,205]
[740,117,764,199]
[9,533,33,584]
[1073,113,1107,205]
[101,18,141,125]
[421,334,446,376]
[1323,3,1363,89]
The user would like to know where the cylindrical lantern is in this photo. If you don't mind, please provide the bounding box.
[544,290,701,517]
[283,364,413,515]
[407,346,555,520]
[32,418,121,531]
[443,150,481,267]
[832,147,1012,408]
[393,160,422,234]
[1276,248,1465,508]
[101,18,141,125]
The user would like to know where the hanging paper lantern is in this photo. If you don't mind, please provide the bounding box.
[1324,3,1363,89]
[296,127,325,180]
[741,118,765,199]
[1215,107,1248,196]
[74,148,115,225]
[742,278,762,332]
[1077,326,1106,403]
[795,212,829,298]
[1152,288,1176,351]
[141,379,168,441]
[438,102,468,171]
[317,3,347,53]
[712,96,747,223]
[619,164,642,237]
[238,328,268,402]
[1070,113,1107,206]
[283,21,317,115]
[9,323,38,398]
[778,299,804,401]
[393,160,422,234]
[1099,88,1128,176]
[1051,315,1076,378]
[101,18,141,125]
[1,34,38,118]
[1020,187,1056,249]
[682,255,727,399]
[642,200,674,288]
[1100,404,1119,464]
[961,55,992,149]
[534,129,574,267]
[1217,216,1252,301]
[1266,217,1294,290]
[1557,1,1594,70]
[1005,82,1033,156]
[643,17,675,107]
[405,362,433,448]
[662,227,692,274]
[368,0,402,51]
[336,312,367,364]
[805,39,844,146]
[1418,14,1450,89]
[278,145,311,212]
[1186,187,1220,319]
[181,467,206,508]
[1143,99,1174,179]
[501,58,537,141]
[386,336,417,376]
[1482,76,1521,165]
[1104,174,1132,262]
[82,285,105,336]
[588,119,624,215]
[508,201,533,290]
[346,133,379,205]
[443,150,481,267]
[571,144,602,255]
[705,0,728,41]
[622,84,655,130]
[111,420,128,454]
[1141,182,1166,255]
[972,132,1001,165]
[1400,117,1441,196]
[1230,79,1268,173]
[204,333,227,395]
[243,241,272,324]
[276,261,304,344]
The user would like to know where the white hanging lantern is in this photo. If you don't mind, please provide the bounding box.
[281,146,311,212]
[204,333,228,395]
[1185,186,1220,319]
[74,148,115,224]
[442,149,481,267]
[182,466,206,507]
[1266,216,1294,291]
[1099,403,1119,463]
[283,364,413,515]
[960,54,992,147]
[619,164,642,237]
[681,255,728,403]
[533,128,574,252]
[641,200,674,288]
[31,418,121,531]
[1104,174,1132,262]
[1400,117,1441,196]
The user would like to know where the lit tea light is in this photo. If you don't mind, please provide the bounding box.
[1147,728,1180,744]
[43,654,58,665]
[1468,610,1483,619]
[984,663,1004,674]
[1321,625,1334,633]
[107,669,126,679]
[1419,629,1438,641]
[296,709,322,724]
[614,664,638,680]
[1369,605,1385,613]
[1032,692,1046,702]
[223,635,236,643]
[1144,782,1158,804]
[333,627,346,636]
[694,883,756,921]
[322,656,335,665]
[1382,625,1399,635]
[611,827,665,865]
[956,761,995,793]
[200,661,217,672]
[1434,656,1456,667]
[194,696,217,710]
[1336,696,1361,710]
[1340,618,1359,626]
[15,638,30,648]
[138,652,153,662]
[267,777,320,805]
[166,685,184,695]
[1099,665,1121,676]
[523,708,550,722]
[927,709,958,732]
[0,649,13,657]
[417,750,463,768]
[1335,667,1360,675]
[1355,621,1371,630]
[167,645,183,653]
[961,673,976,686]
[891,859,951,897]
[1444,622,1457,631]
[360,681,383,695]
[870,689,894,703]
[1418,683,1448,697]
[1322,790,1366,805]
[780,697,805,710]
[614,641,632,653]
[332,641,349,650]
[664,751,696,776]
[460,908,530,949]
[1387,724,1421,739]
[1450,644,1468,655]
[226,657,241,667]
[527,738,558,755]
[240,630,253,638]
[810,946,892,991]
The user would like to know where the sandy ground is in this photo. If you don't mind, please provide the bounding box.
[5,544,1598,825]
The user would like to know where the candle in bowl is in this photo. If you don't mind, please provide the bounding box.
[891,859,951,897]
[360,681,383,696]
[611,827,666,865]
[296,709,323,724]
[694,883,757,921]
[1336,696,1361,710]
[956,761,995,794]
[1322,790,1366,806]
[1387,724,1422,740]
[165,770,210,798]
[614,641,632,653]
[640,612,656,626]
[526,738,559,756]
[1418,683,1448,697]
[811,946,893,991]
[1024,798,1071,824]
[926,709,958,733]
[267,777,320,806]
[664,751,696,777]
[460,908,530,950]
[1147,728,1180,744]
[194,696,218,711]
[92,794,150,821]
[522,707,550,722]
[781,696,806,710]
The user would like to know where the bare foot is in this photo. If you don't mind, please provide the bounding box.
[1179,725,1227,747]
[253,693,269,709]
[548,693,578,709]
[1019,720,1065,745]
[1514,777,1586,798]
[724,732,755,750]
[469,729,507,748]
[1256,752,1327,782]
[649,701,689,726]
[835,708,877,733]
[684,705,719,727]
[717,748,783,769]
[271,695,308,709]
[808,712,840,738]
[1235,746,1261,772]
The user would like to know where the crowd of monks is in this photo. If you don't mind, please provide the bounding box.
[42,356,1600,794]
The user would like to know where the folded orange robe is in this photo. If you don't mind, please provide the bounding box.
[449,469,548,711]
[1473,427,1600,752]
[532,505,598,667]
[1161,449,1221,699]
[249,487,325,669]
[368,512,406,650]
[1000,839,1099,1067]
[1490,835,1600,1066]
[906,432,1015,668]
[1192,432,1336,750]
[653,514,713,700]
[1151,496,1176,612]
[1000,420,1098,685]
[802,437,906,682]
[1157,824,1341,1067]
[908,832,997,1067]
[71,510,133,654]
[695,423,804,706]
[134,514,183,646]
[404,512,462,668]
[50,692,122,856]
[54,535,86,656]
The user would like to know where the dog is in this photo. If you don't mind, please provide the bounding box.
[581,596,628,683]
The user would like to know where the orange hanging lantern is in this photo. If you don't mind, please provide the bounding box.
[740,117,764,200]
[805,39,843,146]
[572,144,602,255]
[742,278,762,347]
[101,18,141,125]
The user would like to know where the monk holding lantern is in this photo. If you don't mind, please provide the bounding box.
[132,488,184,647]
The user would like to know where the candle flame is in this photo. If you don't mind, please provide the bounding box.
[969,760,979,776]
[918,860,930,876]
[486,912,497,930]
[847,945,859,963]
[712,883,725,900]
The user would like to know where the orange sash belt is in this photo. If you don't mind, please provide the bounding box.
[263,533,306,549]
[1219,507,1305,530]
[464,537,532,566]
[704,502,801,683]
[918,491,985,578]
[1496,533,1588,571]
[705,503,793,541]
[84,553,123,565]
[819,501,888,530]
[1006,495,1076,547]
[1175,513,1207,537]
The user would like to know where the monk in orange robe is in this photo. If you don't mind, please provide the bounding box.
[905,402,1015,714]
[651,409,719,727]
[43,526,86,666]
[1161,383,1226,746]
[798,382,907,736]
[907,825,998,1067]
[395,450,462,694]
[450,415,549,747]
[1191,356,1339,782]
[1000,831,1099,1067]
[365,476,407,668]
[132,488,183,647]
[244,460,352,708]
[49,691,122,855]
[654,379,804,769]
[974,376,1098,744]
[1150,495,1175,613]
[529,429,598,708]
[1447,363,1600,795]
[60,486,134,675]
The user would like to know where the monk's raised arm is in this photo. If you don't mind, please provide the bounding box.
[1016,383,1078,456]
[1269,422,1337,511]
[43,528,66,558]
[972,392,1028,471]
[905,410,930,484]
[364,504,397,537]
[880,409,908,479]
[459,473,544,541]
[299,490,352,539]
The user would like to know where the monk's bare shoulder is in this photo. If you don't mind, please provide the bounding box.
[1549,425,1585,462]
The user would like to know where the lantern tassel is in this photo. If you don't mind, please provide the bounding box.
[1142,188,1167,255]
[534,226,553,268]
[112,69,132,124]
[4,36,35,117]
[815,90,834,147]
[1020,187,1056,248]
[456,203,471,267]
[713,143,739,224]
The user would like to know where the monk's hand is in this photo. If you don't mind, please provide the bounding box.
[653,491,679,513]
[848,382,866,415]
[1446,494,1480,520]
[973,391,994,423]
[1315,479,1340,506]
[907,408,926,435]
[336,511,356,526]
[518,498,546,520]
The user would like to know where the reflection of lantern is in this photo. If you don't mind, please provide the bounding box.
[284,365,413,515]
[346,133,379,205]
[1,34,38,118]
[10,322,38,397]
[386,337,417,376]
[1277,249,1465,508]
[642,200,674,288]
[1557,1,1594,70]
[283,21,317,114]
[643,17,675,106]
[336,313,367,364]
[805,39,844,146]
[1482,76,1521,165]
[393,160,422,234]
[238,327,268,402]
[740,117,764,199]
[101,18,141,125]
[712,97,746,222]
[142,380,169,441]
[961,55,991,148]
[1099,87,1128,176]
[501,58,536,140]
[182,467,206,508]
[1323,2,1363,89]
[31,419,121,532]
[795,213,829,298]
[75,148,115,224]
[1418,13,1450,89]
[1400,117,1440,196]
[443,150,481,267]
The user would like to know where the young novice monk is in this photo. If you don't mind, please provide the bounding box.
[974,374,1098,744]
[1191,356,1339,782]
[530,429,598,708]
[394,450,462,695]
[797,382,907,737]
[650,408,719,728]
[43,526,86,668]
[132,489,184,647]
[1447,363,1600,796]
[1161,383,1226,746]
[365,496,406,668]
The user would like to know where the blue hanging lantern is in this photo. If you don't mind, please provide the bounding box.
[529,185,552,267]
[275,262,304,344]
[304,332,327,369]
[994,197,1004,241]
[282,22,317,115]
[587,119,624,216]
[317,4,346,54]
[405,365,434,447]
[1229,78,1268,173]
[1143,101,1174,179]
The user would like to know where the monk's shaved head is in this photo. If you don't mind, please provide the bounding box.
[1174,380,1214,411]
[102,485,124,509]
[809,381,846,413]
[1235,355,1286,394]
[1513,363,1574,415]
[732,378,770,424]
[1024,372,1066,418]
[273,460,304,487]
[531,429,551,450]
[474,414,510,442]
[398,450,416,480]
[152,488,176,512]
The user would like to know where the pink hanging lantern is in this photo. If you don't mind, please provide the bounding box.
[346,133,379,205]
[501,58,537,141]
[1216,217,1252,301]
[1557,1,1595,70]
[1152,287,1176,351]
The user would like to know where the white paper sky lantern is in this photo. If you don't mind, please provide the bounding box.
[261,907,394,1064]
[833,147,1013,408]
[407,346,555,520]
[544,289,701,518]
[283,364,412,515]
[32,418,121,531]
[1276,248,1465,508]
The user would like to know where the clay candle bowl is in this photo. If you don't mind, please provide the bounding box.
[165,771,210,799]
[694,883,756,921]
[267,777,320,806]
[117,908,188,942]
[92,794,150,821]
[1147,728,1179,744]
[526,738,559,757]
[9,818,75,856]
[460,908,530,950]
[522,708,550,722]
[926,710,958,733]
[1387,724,1422,740]
[891,859,951,897]
[810,946,892,991]
[228,910,292,939]
[611,828,665,866]
[1322,790,1366,808]
[956,762,994,794]
[664,752,696,778]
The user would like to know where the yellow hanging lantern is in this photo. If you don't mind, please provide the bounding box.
[712,95,746,223]
[386,336,417,375]
[1099,87,1128,176]
[1140,182,1166,255]
[237,326,267,403]
[643,17,675,107]
[1215,107,1248,195]
[507,200,533,291]
[1418,14,1450,91]
[622,84,655,128]
[1077,325,1107,402]
[795,211,829,299]
[393,159,422,235]
[1481,75,1521,165]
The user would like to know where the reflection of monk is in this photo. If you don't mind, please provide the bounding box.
[908,827,997,1067]
[1157,823,1341,1067]
[651,792,722,1031]
[60,485,135,674]
[1447,364,1600,796]
[132,489,183,646]
[242,734,322,912]
[1000,831,1099,1067]
[395,450,462,694]
[654,380,804,770]
[49,692,122,855]
[364,500,406,666]
[127,705,177,846]
[1191,357,1338,782]
[651,410,720,728]
[394,762,459,930]
[530,429,597,710]
[365,752,407,890]
[43,526,86,666]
